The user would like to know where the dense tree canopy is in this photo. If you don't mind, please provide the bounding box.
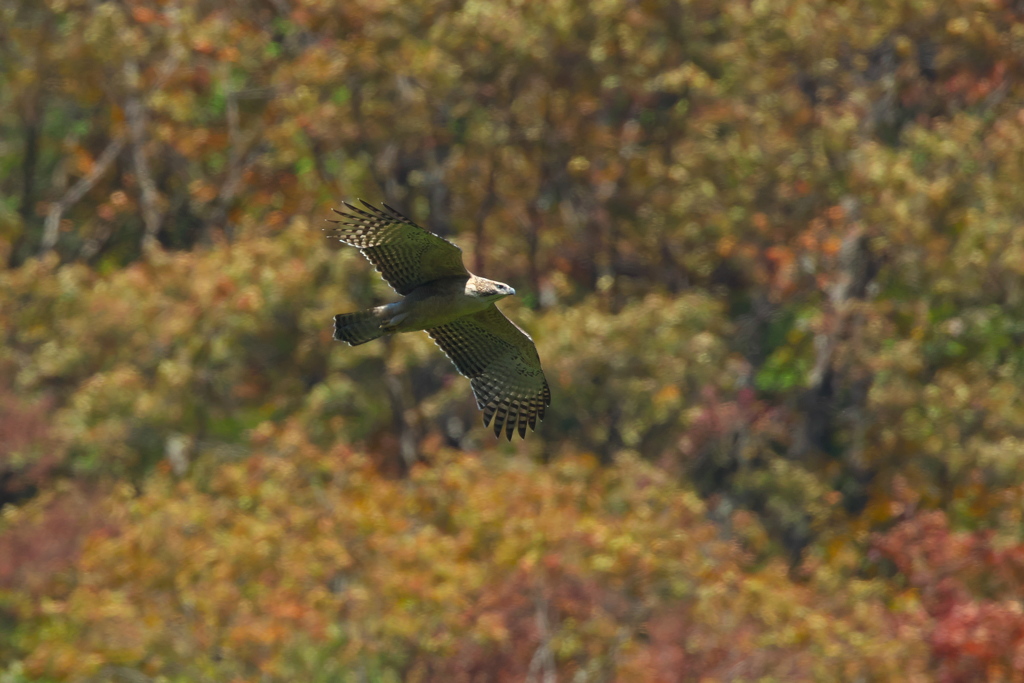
[3,0,1024,680]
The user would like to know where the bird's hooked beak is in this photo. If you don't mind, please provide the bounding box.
[508,286,516,296]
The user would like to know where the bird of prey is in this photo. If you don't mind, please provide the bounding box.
[326,200,550,440]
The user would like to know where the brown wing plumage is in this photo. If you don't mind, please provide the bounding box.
[327,201,469,295]
[427,305,550,440]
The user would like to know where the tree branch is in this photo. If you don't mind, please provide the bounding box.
[207,89,268,239]
[40,49,180,257]
[124,60,162,251]
[41,134,127,254]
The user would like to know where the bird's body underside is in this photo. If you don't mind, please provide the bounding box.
[326,201,550,440]
[333,276,499,344]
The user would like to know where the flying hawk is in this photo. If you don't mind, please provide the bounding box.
[327,201,550,440]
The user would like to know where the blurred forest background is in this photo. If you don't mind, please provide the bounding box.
[2,0,1024,680]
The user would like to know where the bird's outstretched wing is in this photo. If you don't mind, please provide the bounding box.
[427,305,550,440]
[327,201,469,295]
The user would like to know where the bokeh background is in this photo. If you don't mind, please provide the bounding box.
[2,0,1024,680]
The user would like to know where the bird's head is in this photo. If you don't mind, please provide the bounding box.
[470,277,516,302]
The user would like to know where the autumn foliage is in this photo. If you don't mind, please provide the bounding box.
[2,0,1024,680]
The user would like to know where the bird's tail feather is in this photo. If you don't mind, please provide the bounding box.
[334,308,387,346]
